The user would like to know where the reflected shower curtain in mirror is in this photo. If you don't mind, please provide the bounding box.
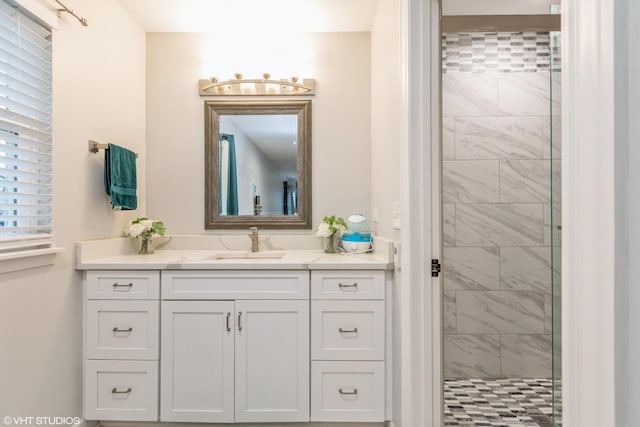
[282,179,298,215]
[219,134,238,215]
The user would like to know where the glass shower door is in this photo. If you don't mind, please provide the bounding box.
[550,30,562,426]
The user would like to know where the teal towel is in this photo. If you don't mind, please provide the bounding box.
[104,143,137,210]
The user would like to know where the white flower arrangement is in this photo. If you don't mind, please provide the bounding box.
[315,215,347,237]
[125,217,166,240]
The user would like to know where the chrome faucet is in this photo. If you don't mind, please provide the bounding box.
[248,227,259,252]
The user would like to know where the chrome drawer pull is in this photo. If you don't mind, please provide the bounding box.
[112,282,133,290]
[339,388,358,395]
[338,282,358,289]
[111,387,132,394]
[112,327,133,333]
[339,327,359,334]
[238,312,243,331]
[226,312,231,332]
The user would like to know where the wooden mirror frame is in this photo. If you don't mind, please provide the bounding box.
[204,99,312,229]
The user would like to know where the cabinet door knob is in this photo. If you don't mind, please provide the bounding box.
[112,282,133,290]
[111,387,132,394]
[112,327,133,333]
[226,312,231,332]
[339,327,358,334]
[339,387,358,395]
[238,312,242,331]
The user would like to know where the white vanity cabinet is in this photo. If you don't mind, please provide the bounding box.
[310,270,387,422]
[82,264,390,425]
[160,271,310,423]
[83,270,160,422]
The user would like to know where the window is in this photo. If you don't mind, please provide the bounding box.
[0,0,53,256]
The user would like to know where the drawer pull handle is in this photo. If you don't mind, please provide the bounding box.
[112,283,133,290]
[339,327,359,334]
[238,312,243,331]
[226,312,231,332]
[338,282,358,289]
[111,387,132,394]
[112,327,133,333]
[339,388,358,395]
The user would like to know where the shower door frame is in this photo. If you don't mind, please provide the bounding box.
[398,0,442,426]
[424,9,561,427]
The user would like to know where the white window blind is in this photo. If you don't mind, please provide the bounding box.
[0,0,52,254]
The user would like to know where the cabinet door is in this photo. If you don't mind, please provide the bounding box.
[235,300,309,422]
[160,301,235,422]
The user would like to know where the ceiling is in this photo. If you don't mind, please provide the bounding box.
[118,0,381,33]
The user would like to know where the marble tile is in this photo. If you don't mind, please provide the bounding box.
[501,334,552,378]
[500,246,551,292]
[444,246,500,291]
[551,71,562,115]
[553,331,562,378]
[457,290,545,334]
[456,203,544,246]
[444,334,501,379]
[544,203,562,247]
[545,291,552,333]
[444,291,457,333]
[542,115,562,160]
[443,160,500,203]
[443,204,456,247]
[500,160,550,203]
[443,117,455,160]
[550,159,561,203]
[498,72,556,116]
[455,116,543,160]
[443,73,499,117]
[552,246,562,290]
[549,252,562,335]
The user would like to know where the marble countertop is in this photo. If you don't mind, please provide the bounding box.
[76,237,395,271]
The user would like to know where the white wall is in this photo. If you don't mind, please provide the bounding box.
[0,0,146,418]
[145,32,371,233]
[563,0,618,425]
[371,0,402,241]
[371,0,402,426]
[442,0,560,15]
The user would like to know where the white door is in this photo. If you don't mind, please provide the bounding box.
[234,300,309,422]
[160,301,235,422]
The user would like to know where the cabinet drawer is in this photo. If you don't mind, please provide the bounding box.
[84,360,158,421]
[87,271,159,300]
[311,271,385,300]
[86,300,159,360]
[162,270,309,300]
[311,361,385,422]
[312,300,385,360]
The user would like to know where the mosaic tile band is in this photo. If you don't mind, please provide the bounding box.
[442,32,562,73]
[444,377,561,426]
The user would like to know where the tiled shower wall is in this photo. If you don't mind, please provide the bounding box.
[442,32,561,379]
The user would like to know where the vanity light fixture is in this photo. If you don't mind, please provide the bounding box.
[199,73,315,96]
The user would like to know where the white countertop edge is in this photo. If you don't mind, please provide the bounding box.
[76,262,393,271]
[76,236,395,271]
[75,250,393,271]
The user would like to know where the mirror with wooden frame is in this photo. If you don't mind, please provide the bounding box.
[204,100,312,229]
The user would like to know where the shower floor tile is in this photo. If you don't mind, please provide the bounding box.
[444,378,561,426]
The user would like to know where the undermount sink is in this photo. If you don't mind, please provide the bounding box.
[206,251,286,261]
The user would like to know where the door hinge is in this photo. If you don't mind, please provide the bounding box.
[431,259,441,277]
